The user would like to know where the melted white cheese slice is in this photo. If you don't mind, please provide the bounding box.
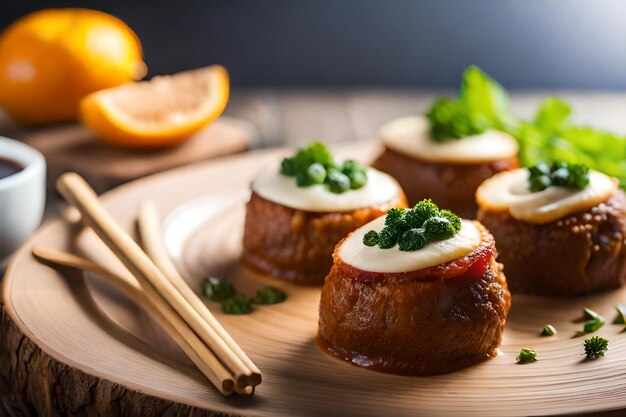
[251,166,402,212]
[338,217,481,273]
[379,115,519,163]
[476,168,618,224]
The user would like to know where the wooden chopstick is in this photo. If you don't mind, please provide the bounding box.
[137,201,262,387]
[56,173,256,392]
[31,247,242,396]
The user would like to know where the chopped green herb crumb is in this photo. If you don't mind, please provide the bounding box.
[363,200,461,252]
[280,141,368,193]
[201,278,287,315]
[201,277,236,301]
[254,286,287,305]
[528,161,590,192]
[584,336,609,359]
[541,324,556,336]
[516,348,538,364]
[612,304,626,325]
[584,318,605,333]
[221,295,254,315]
[582,308,605,334]
[583,307,601,321]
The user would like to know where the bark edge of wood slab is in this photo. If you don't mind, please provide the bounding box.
[0,304,237,417]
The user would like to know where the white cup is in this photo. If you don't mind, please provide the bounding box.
[0,137,46,263]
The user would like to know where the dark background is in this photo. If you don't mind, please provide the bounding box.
[2,0,626,89]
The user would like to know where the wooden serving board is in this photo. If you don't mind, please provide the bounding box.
[0,112,252,193]
[3,142,626,417]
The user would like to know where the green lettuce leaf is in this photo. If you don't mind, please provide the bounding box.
[459,65,510,128]
[533,97,571,131]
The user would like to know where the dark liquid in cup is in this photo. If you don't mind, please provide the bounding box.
[0,157,23,180]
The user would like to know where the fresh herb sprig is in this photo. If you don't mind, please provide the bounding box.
[363,200,461,251]
[201,277,287,315]
[516,348,538,364]
[426,98,490,141]
[280,142,368,193]
[425,65,513,142]
[584,336,609,359]
[527,161,590,192]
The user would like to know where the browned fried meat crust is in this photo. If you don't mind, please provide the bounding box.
[477,190,626,296]
[242,192,407,285]
[373,147,519,218]
[318,245,510,376]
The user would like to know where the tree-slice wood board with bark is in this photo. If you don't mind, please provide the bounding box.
[0,114,252,193]
[3,142,626,417]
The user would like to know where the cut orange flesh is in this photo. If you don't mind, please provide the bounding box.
[80,65,229,149]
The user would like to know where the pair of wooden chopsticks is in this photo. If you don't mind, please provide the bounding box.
[37,172,261,396]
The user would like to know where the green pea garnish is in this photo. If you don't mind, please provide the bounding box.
[279,142,368,193]
[326,169,351,193]
[306,163,326,184]
[349,170,367,189]
[527,161,590,192]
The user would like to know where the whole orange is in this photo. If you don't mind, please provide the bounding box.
[0,8,146,125]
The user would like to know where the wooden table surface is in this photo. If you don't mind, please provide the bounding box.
[2,89,626,416]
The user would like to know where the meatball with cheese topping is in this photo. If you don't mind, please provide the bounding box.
[242,142,406,285]
[318,201,510,376]
[476,163,626,296]
[373,116,519,218]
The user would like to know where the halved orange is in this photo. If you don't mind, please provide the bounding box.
[80,65,229,149]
